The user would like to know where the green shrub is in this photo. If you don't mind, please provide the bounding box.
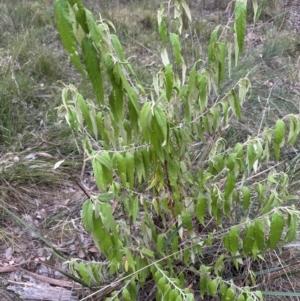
[54,0,300,300]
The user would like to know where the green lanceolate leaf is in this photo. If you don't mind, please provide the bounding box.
[73,0,89,34]
[288,116,298,144]
[242,186,251,210]
[158,15,168,46]
[208,278,218,297]
[182,211,193,230]
[141,102,152,141]
[253,220,265,250]
[237,293,246,301]
[100,202,116,231]
[196,195,207,226]
[224,172,236,201]
[92,157,105,190]
[268,211,285,249]
[200,276,209,298]
[156,234,165,252]
[82,199,94,232]
[198,72,208,113]
[208,25,220,63]
[284,213,298,243]
[228,89,242,120]
[165,64,174,101]
[125,152,135,189]
[134,150,145,184]
[247,143,257,173]
[188,63,196,100]
[167,159,179,188]
[180,0,192,21]
[54,0,84,74]
[97,151,112,170]
[243,225,255,256]
[81,36,104,104]
[154,106,168,146]
[234,0,246,58]
[122,288,131,301]
[113,152,126,186]
[170,33,182,65]
[77,93,94,135]
[130,196,139,224]
[225,288,235,301]
[217,42,226,86]
[95,112,109,146]
[274,119,285,145]
[221,101,229,126]
[111,34,126,62]
[85,10,106,51]
[77,262,91,286]
[224,226,239,254]
[141,147,150,180]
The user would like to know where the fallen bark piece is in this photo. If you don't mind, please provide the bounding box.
[7,283,78,301]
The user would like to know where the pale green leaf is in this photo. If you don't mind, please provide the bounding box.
[156,234,165,252]
[81,36,104,104]
[85,9,103,50]
[224,172,236,201]
[228,90,242,120]
[207,279,218,297]
[125,151,135,188]
[82,199,94,232]
[158,15,168,46]
[100,202,116,232]
[77,262,91,286]
[234,1,246,57]
[243,225,255,256]
[97,151,112,170]
[188,63,197,100]
[165,64,174,101]
[208,25,220,63]
[198,72,208,113]
[140,102,152,141]
[54,0,84,74]
[225,288,235,301]
[98,192,114,203]
[224,226,239,254]
[111,34,126,62]
[284,213,298,243]
[112,152,126,186]
[134,151,146,183]
[288,116,298,145]
[77,93,95,136]
[170,33,182,65]
[181,211,192,230]
[237,293,246,301]
[247,143,257,173]
[242,186,251,210]
[268,211,285,249]
[130,196,139,224]
[180,0,192,21]
[122,288,131,301]
[218,42,226,86]
[141,147,150,180]
[274,119,285,145]
[200,276,209,298]
[254,220,265,250]
[92,158,105,190]
[154,106,168,145]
